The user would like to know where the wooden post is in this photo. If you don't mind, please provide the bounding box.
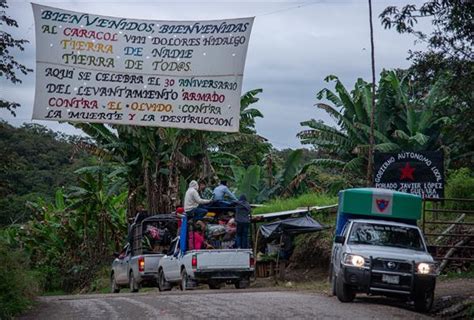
[366,0,376,187]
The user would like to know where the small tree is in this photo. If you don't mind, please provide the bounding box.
[0,0,33,116]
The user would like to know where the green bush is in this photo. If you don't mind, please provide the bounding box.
[445,168,474,210]
[252,193,337,215]
[0,239,40,319]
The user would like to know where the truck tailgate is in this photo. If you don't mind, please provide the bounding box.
[142,254,164,273]
[193,250,251,270]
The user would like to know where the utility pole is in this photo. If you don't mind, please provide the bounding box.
[366,0,376,187]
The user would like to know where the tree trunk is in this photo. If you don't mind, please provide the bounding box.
[127,183,138,222]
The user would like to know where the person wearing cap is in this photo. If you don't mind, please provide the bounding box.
[175,206,185,231]
[184,180,212,220]
[212,180,238,201]
[235,194,251,249]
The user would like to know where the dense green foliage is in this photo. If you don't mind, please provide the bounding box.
[445,168,474,210]
[0,122,93,225]
[0,237,39,319]
[252,193,337,215]
[380,0,474,167]
[20,178,127,292]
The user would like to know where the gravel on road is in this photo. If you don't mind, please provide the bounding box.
[19,289,430,320]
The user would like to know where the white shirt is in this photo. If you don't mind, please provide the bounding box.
[184,187,211,212]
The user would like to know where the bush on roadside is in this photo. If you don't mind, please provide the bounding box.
[292,232,333,270]
[445,168,474,209]
[0,238,40,319]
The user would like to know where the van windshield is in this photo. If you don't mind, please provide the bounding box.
[348,223,425,251]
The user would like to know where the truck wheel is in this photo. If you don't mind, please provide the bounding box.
[329,264,336,296]
[331,274,337,296]
[209,281,222,289]
[234,279,250,289]
[158,269,172,292]
[336,273,355,302]
[180,269,188,291]
[129,271,140,293]
[111,273,120,293]
[414,289,434,313]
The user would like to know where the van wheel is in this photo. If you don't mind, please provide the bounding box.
[129,271,140,293]
[158,269,171,292]
[414,289,434,313]
[180,269,188,291]
[111,274,120,293]
[336,273,355,302]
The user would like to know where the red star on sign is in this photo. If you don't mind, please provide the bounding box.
[400,162,415,181]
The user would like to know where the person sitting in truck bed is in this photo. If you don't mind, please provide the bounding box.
[184,180,212,220]
[188,221,213,250]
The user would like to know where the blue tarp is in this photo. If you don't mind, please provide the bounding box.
[179,215,187,254]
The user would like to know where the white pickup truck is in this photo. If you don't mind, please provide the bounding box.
[110,214,177,293]
[330,188,438,313]
[157,236,255,291]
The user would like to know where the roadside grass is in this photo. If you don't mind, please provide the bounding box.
[89,266,112,294]
[41,290,66,296]
[278,279,330,293]
[253,193,337,215]
[439,265,474,280]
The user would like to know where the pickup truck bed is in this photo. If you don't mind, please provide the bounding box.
[111,252,164,292]
[158,240,254,290]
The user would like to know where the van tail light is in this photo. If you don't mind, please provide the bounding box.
[250,254,255,267]
[138,256,145,272]
[191,254,197,268]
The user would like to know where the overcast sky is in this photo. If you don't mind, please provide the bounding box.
[0,0,430,149]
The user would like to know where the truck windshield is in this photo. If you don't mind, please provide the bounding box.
[348,223,425,251]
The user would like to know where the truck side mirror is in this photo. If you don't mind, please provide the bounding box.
[427,245,437,256]
[334,235,345,244]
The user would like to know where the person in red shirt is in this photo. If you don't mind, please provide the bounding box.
[188,221,212,250]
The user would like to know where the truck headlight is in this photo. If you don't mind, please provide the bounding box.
[343,254,366,268]
[417,262,435,274]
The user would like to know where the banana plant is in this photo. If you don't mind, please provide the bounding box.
[298,70,451,177]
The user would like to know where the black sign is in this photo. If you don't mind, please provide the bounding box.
[374,151,444,198]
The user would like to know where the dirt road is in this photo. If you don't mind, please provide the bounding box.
[20,289,430,320]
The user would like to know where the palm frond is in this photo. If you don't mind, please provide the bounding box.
[316,88,342,107]
[303,158,346,169]
[343,156,365,173]
[374,143,400,152]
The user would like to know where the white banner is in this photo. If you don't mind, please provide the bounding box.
[31,4,254,132]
